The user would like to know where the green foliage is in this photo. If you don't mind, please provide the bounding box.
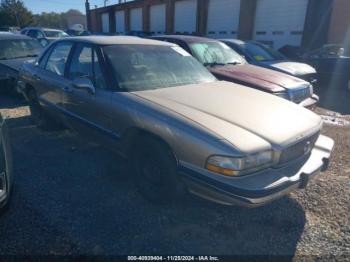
[33,9,85,29]
[0,0,85,30]
[33,12,64,29]
[0,0,34,27]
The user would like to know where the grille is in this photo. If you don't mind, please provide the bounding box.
[279,132,319,165]
[290,87,311,103]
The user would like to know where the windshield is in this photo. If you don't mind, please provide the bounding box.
[0,39,43,60]
[244,42,285,62]
[189,42,246,66]
[44,30,68,38]
[103,45,216,91]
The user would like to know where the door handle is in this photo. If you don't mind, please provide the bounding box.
[62,86,73,93]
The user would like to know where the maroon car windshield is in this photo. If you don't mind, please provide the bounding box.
[190,42,246,66]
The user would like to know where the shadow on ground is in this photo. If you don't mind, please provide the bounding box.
[0,115,305,256]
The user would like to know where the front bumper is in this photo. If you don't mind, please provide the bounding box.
[299,94,319,109]
[179,135,334,207]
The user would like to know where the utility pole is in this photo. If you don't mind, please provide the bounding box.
[85,0,91,31]
[104,0,109,7]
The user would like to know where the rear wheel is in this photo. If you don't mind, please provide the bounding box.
[132,136,186,203]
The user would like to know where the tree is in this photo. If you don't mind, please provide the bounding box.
[0,0,34,27]
[33,9,85,30]
[34,12,63,29]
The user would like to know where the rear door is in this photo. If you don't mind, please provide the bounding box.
[34,41,73,118]
[63,43,114,142]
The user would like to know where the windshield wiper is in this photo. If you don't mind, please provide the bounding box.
[203,62,226,67]
[13,54,38,59]
[226,62,242,65]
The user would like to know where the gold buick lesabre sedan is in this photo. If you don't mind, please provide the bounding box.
[17,36,334,207]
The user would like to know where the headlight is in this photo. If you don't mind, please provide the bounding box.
[205,151,273,177]
[274,91,290,100]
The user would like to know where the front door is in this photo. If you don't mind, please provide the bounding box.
[62,43,115,143]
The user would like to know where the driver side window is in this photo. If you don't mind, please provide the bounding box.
[68,44,107,90]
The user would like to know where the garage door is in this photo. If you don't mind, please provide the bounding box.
[130,8,142,31]
[115,10,125,34]
[207,0,241,39]
[150,4,166,34]
[253,0,309,49]
[101,13,109,33]
[174,0,197,34]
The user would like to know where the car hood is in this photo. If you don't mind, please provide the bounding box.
[133,81,322,152]
[209,64,308,92]
[262,60,317,76]
[0,57,32,72]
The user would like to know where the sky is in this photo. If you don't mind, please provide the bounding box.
[22,0,109,14]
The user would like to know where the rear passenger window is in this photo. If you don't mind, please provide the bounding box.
[45,42,73,76]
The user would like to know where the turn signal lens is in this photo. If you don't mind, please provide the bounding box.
[205,163,239,177]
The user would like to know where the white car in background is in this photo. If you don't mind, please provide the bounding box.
[20,27,68,47]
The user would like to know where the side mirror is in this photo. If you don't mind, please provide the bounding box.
[72,77,95,95]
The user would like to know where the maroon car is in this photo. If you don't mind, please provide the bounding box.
[152,35,319,108]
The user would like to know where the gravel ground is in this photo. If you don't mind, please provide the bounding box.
[0,94,349,257]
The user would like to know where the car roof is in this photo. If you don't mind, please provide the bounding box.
[152,35,219,44]
[56,35,175,46]
[0,32,32,40]
[22,27,64,31]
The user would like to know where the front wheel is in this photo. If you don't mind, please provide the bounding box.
[132,136,186,203]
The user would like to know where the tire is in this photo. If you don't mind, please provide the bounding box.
[0,115,13,211]
[27,89,59,130]
[132,136,186,203]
